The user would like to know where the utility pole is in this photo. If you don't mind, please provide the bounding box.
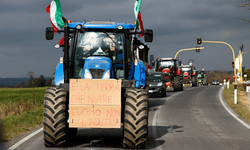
[239,45,244,84]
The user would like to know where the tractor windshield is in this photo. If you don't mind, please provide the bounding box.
[72,31,124,78]
[75,31,123,58]
[182,67,191,72]
[159,61,174,68]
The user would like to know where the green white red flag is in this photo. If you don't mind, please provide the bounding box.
[134,0,144,37]
[46,0,65,33]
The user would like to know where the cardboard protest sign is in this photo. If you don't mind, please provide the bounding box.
[69,79,121,128]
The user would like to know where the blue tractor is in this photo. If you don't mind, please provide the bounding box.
[44,18,153,149]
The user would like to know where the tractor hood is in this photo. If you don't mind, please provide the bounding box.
[81,56,112,79]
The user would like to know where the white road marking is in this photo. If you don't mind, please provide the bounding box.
[219,86,250,130]
[152,92,180,150]
[7,127,43,150]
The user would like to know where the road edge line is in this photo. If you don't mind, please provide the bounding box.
[7,127,43,150]
[152,92,180,150]
[219,86,250,130]
[152,107,163,150]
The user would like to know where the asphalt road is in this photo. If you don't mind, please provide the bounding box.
[5,85,250,150]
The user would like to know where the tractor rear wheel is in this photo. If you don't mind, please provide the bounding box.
[173,76,181,91]
[123,88,149,149]
[191,76,197,87]
[43,87,76,147]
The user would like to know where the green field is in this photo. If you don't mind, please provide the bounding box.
[0,87,47,141]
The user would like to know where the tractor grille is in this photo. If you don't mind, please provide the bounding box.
[164,72,170,77]
[89,69,105,79]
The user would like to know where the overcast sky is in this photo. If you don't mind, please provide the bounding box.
[1,0,249,78]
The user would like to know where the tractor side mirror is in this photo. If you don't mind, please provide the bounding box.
[152,61,155,66]
[144,29,153,42]
[46,27,54,40]
[179,60,182,66]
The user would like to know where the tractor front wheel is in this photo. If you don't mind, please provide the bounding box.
[43,87,76,147]
[191,76,197,87]
[123,88,149,149]
[173,76,182,91]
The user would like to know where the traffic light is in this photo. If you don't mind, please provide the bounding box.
[196,46,200,53]
[197,38,202,45]
[232,62,234,68]
[242,67,245,72]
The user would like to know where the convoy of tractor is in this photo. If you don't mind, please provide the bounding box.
[43,0,209,149]
[197,69,208,86]
[180,62,197,87]
[152,57,183,91]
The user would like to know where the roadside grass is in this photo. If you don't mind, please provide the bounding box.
[223,84,250,124]
[2,107,43,141]
[0,87,47,141]
[0,87,46,117]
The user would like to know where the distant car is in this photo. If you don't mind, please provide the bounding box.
[212,80,220,85]
[148,72,167,97]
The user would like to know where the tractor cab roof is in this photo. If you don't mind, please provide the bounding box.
[182,65,191,68]
[68,21,135,30]
[160,58,179,61]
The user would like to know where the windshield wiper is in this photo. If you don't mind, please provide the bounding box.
[102,29,118,47]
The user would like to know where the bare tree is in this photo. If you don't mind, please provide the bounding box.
[28,71,36,104]
[237,0,250,30]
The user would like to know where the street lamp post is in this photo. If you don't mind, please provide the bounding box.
[202,41,237,79]
[175,47,205,59]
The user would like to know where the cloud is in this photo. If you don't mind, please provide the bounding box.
[0,0,249,78]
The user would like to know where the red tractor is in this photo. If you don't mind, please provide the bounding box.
[180,63,197,87]
[153,57,183,91]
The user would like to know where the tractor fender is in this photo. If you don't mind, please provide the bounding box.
[129,60,146,88]
[54,62,64,86]
[175,69,181,76]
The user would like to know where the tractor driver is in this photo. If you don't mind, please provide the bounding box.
[84,33,111,56]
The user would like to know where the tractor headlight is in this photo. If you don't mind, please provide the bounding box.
[76,24,82,30]
[102,70,110,79]
[60,57,63,64]
[139,45,144,49]
[84,69,92,79]
[157,82,162,86]
[54,43,60,49]
[117,25,124,30]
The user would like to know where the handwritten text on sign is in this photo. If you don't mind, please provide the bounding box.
[69,79,121,105]
[69,79,121,128]
[69,106,121,128]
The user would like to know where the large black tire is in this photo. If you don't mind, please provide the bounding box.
[191,76,197,87]
[43,87,77,147]
[173,76,181,91]
[123,88,149,149]
[181,81,184,91]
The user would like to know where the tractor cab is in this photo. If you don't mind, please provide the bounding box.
[153,58,180,71]
[46,21,153,87]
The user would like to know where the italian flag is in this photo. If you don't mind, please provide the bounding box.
[46,0,65,33]
[134,0,144,37]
